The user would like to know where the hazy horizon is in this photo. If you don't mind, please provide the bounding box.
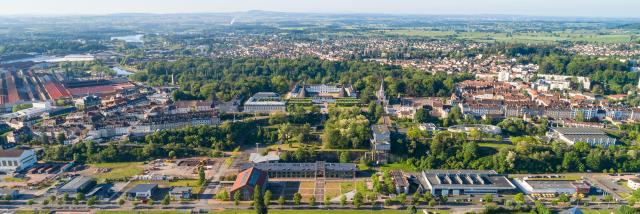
[1,0,639,18]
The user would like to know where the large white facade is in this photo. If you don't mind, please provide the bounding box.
[0,149,37,173]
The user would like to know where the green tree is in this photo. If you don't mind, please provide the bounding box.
[146,199,154,206]
[309,195,316,207]
[75,193,85,201]
[408,205,417,214]
[412,192,421,205]
[617,205,637,214]
[264,190,272,208]
[234,191,242,206]
[514,193,524,204]
[324,195,331,207]
[340,151,349,163]
[43,199,49,205]
[278,195,286,207]
[198,166,206,186]
[293,192,302,206]
[87,196,97,206]
[162,195,170,205]
[27,199,34,205]
[397,193,407,206]
[253,185,267,214]
[340,195,347,207]
[482,194,493,203]
[353,192,364,208]
[118,198,125,205]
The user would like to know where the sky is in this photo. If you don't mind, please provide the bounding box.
[0,0,637,18]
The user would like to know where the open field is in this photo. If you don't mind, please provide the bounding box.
[88,162,145,182]
[381,30,636,44]
[97,211,190,214]
[210,210,425,214]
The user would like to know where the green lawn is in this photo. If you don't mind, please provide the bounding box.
[3,176,25,182]
[479,143,515,150]
[340,182,355,194]
[581,210,616,214]
[380,163,419,172]
[97,211,190,214]
[210,210,417,214]
[89,162,144,182]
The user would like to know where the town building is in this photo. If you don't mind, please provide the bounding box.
[169,186,193,199]
[390,170,409,194]
[289,84,357,103]
[230,167,269,200]
[371,125,391,165]
[249,152,280,163]
[58,176,96,194]
[420,170,516,196]
[126,184,158,200]
[547,127,616,147]
[628,177,640,190]
[241,161,357,179]
[74,95,101,110]
[0,149,37,173]
[243,92,286,114]
[513,176,591,195]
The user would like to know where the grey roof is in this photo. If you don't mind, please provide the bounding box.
[249,153,280,163]
[241,161,356,172]
[422,170,515,190]
[59,176,94,191]
[372,125,390,135]
[524,180,577,189]
[552,127,607,135]
[170,186,192,193]
[127,184,158,193]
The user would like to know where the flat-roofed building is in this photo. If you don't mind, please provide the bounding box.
[58,176,96,194]
[548,127,616,147]
[421,170,516,196]
[513,176,591,195]
[170,186,193,199]
[243,92,286,114]
[241,161,356,179]
[126,184,158,200]
[0,149,37,173]
[628,177,640,190]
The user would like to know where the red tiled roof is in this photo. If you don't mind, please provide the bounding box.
[44,82,71,100]
[230,167,268,192]
[68,85,117,96]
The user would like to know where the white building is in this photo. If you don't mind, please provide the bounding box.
[0,149,37,173]
[243,92,286,114]
[628,177,640,190]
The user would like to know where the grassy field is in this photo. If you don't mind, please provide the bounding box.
[382,30,635,44]
[380,163,419,172]
[97,211,190,214]
[479,142,515,150]
[3,176,25,182]
[89,162,145,182]
[210,210,422,214]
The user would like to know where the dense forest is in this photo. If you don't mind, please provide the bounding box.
[130,57,472,102]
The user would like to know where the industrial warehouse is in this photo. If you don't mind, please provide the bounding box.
[420,170,517,196]
[241,161,357,179]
